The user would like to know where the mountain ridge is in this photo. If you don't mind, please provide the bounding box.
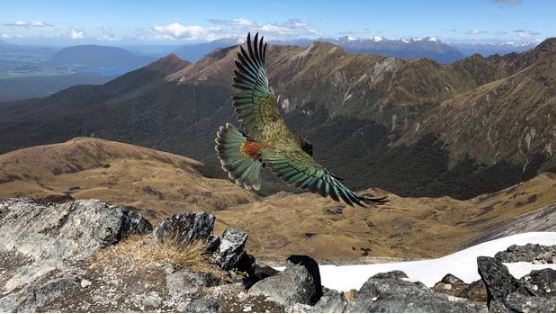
[1,38,555,198]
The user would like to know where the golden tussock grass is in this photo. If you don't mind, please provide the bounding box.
[92,234,224,277]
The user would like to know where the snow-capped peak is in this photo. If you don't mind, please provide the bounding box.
[338,35,359,42]
[370,35,384,42]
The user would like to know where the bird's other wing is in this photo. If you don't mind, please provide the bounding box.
[232,33,281,139]
[261,147,386,207]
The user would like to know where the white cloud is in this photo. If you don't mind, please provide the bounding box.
[149,18,318,41]
[95,26,118,41]
[69,28,86,39]
[244,18,318,38]
[3,20,53,28]
[208,18,256,27]
[151,23,212,40]
[466,29,488,35]
[513,29,541,41]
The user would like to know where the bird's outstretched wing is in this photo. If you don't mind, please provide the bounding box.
[232,33,281,139]
[262,147,386,207]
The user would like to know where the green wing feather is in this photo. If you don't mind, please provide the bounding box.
[232,33,280,139]
[261,148,380,207]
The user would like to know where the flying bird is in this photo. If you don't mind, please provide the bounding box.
[215,33,386,207]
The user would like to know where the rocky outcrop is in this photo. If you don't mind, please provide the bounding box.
[311,288,346,313]
[477,256,556,312]
[153,211,214,244]
[345,271,487,313]
[433,274,488,303]
[477,256,522,312]
[1,197,555,312]
[0,198,152,296]
[519,268,556,298]
[248,263,318,306]
[212,228,249,270]
[495,243,556,264]
[504,293,556,313]
[434,273,469,296]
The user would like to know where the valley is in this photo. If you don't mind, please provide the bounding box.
[0,137,554,261]
[1,38,555,199]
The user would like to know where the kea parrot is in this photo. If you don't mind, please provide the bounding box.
[214,33,386,207]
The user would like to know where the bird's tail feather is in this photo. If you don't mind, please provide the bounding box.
[215,123,262,191]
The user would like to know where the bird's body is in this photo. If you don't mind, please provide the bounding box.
[215,33,385,207]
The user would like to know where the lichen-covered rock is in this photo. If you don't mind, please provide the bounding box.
[519,268,556,297]
[345,271,487,313]
[310,288,346,313]
[0,198,152,295]
[434,273,469,297]
[495,244,556,264]
[287,255,323,304]
[248,264,317,306]
[205,234,221,253]
[212,228,248,270]
[0,271,80,312]
[185,296,220,313]
[463,280,488,303]
[433,274,488,303]
[153,211,215,245]
[477,256,524,312]
[165,265,220,300]
[505,292,556,313]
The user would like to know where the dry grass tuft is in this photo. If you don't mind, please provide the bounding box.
[92,235,223,276]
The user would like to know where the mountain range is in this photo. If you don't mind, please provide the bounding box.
[0,38,555,199]
[330,36,464,64]
[173,36,464,64]
[48,45,155,70]
[451,42,536,57]
[172,37,538,64]
[0,43,156,101]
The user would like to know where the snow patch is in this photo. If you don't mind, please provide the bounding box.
[277,232,556,292]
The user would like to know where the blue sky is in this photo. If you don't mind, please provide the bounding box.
[0,0,553,45]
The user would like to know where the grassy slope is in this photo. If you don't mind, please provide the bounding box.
[1,137,554,261]
[0,137,256,221]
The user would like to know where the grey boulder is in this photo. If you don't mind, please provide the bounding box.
[495,244,556,264]
[248,263,317,306]
[153,211,215,244]
[345,271,487,313]
[519,268,556,297]
[310,288,346,313]
[0,198,152,295]
[212,228,248,270]
[477,256,523,312]
[505,292,556,313]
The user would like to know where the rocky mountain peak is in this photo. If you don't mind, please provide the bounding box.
[145,53,190,75]
[309,41,347,55]
[532,37,556,55]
